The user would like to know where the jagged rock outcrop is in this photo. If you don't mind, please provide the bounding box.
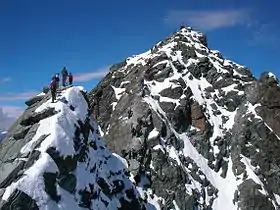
[88,27,280,210]
[0,86,149,210]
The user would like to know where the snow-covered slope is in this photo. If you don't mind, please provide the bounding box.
[0,86,149,210]
[89,27,280,210]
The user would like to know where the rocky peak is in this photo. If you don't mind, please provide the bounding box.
[88,27,280,209]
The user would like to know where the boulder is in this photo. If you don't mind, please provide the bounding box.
[25,95,45,107]
[20,107,56,126]
[0,189,39,210]
[159,86,183,99]
[190,101,210,132]
[43,86,50,94]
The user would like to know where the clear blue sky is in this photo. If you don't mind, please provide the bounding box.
[0,0,279,123]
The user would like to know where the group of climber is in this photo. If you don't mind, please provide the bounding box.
[50,67,74,103]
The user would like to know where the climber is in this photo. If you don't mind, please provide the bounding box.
[52,73,60,87]
[68,72,73,86]
[61,66,68,87]
[50,77,57,103]
[180,24,186,30]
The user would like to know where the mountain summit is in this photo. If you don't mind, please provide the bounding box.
[1,27,280,210]
[88,27,280,210]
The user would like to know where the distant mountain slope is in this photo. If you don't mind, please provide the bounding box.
[0,131,7,142]
[89,27,280,210]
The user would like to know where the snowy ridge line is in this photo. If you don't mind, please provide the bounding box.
[122,27,252,91]
[3,86,89,206]
[1,86,148,210]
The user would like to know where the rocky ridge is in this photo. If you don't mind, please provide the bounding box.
[0,86,149,210]
[88,27,280,210]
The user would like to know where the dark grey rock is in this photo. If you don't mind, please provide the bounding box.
[159,86,183,99]
[181,46,197,63]
[46,147,77,177]
[0,160,25,188]
[12,125,31,140]
[110,60,127,72]
[24,150,41,170]
[259,71,279,87]
[172,61,185,73]
[59,173,76,194]
[238,179,274,210]
[20,107,56,126]
[97,177,111,197]
[198,33,208,47]
[25,95,45,107]
[0,189,39,210]
[153,67,173,81]
[43,87,50,94]
[43,172,61,202]
[0,123,40,165]
[213,78,235,89]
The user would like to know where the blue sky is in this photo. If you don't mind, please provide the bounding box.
[0,0,279,128]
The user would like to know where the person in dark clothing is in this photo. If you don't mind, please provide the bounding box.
[61,67,68,87]
[180,25,185,30]
[52,74,60,88]
[50,78,57,103]
[68,72,73,85]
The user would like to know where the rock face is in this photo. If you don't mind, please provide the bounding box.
[88,28,280,209]
[0,86,147,210]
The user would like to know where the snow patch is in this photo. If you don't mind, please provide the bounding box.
[240,155,267,195]
[148,128,159,140]
[111,85,126,100]
[274,193,280,205]
[120,81,130,87]
[113,153,129,169]
[268,72,277,80]
[37,92,46,96]
[245,102,262,120]
[111,101,118,111]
